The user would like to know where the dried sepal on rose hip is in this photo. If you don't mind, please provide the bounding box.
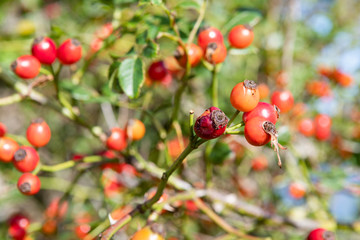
[244,117,286,168]
[204,42,227,64]
[194,107,229,139]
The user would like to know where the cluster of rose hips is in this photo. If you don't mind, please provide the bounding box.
[11,36,82,79]
[89,23,114,55]
[146,24,254,85]
[297,114,332,141]
[0,119,51,196]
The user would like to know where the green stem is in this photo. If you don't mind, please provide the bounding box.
[0,93,22,106]
[226,122,244,131]
[40,155,106,172]
[211,64,219,107]
[227,110,240,126]
[187,0,208,44]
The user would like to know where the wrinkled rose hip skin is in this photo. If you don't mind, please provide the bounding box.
[194,107,228,139]
[307,228,335,240]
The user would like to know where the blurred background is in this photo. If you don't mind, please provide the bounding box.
[0,0,359,239]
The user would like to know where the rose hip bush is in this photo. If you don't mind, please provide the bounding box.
[0,0,359,240]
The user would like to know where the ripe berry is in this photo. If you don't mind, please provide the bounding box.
[148,61,168,81]
[57,39,82,65]
[289,182,306,199]
[0,137,19,163]
[314,114,331,141]
[0,122,7,137]
[251,155,268,171]
[13,146,40,173]
[197,27,224,51]
[26,118,51,147]
[306,80,331,97]
[244,117,285,167]
[204,42,227,64]
[126,119,146,141]
[194,107,228,140]
[242,102,280,124]
[45,197,68,219]
[17,173,41,195]
[307,228,335,240]
[106,128,127,151]
[228,25,254,49]
[132,226,164,240]
[230,80,260,112]
[298,118,315,137]
[8,224,26,240]
[258,83,270,100]
[11,55,41,79]
[31,36,57,64]
[175,43,203,67]
[270,90,294,113]
[8,214,30,230]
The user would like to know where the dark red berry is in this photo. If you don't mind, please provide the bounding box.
[0,122,6,137]
[197,27,224,51]
[8,224,26,240]
[8,214,30,230]
[244,117,286,167]
[11,55,41,79]
[194,107,228,139]
[106,128,127,151]
[148,61,168,81]
[242,102,280,124]
[26,118,51,147]
[57,39,82,65]
[307,228,335,240]
[31,36,57,64]
[13,146,40,173]
[17,173,41,195]
[228,25,254,49]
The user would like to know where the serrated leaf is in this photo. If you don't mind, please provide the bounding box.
[222,11,262,32]
[118,58,144,99]
[136,30,148,44]
[143,39,159,58]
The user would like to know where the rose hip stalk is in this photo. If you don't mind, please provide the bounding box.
[194,107,228,139]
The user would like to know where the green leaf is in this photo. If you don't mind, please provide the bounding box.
[222,11,262,32]
[60,81,94,101]
[175,0,200,10]
[139,0,162,5]
[136,30,148,44]
[118,57,144,99]
[143,39,159,58]
[208,141,231,165]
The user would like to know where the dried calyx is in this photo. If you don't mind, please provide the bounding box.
[14,149,27,162]
[262,121,287,168]
[210,109,228,130]
[19,182,31,193]
[244,80,257,95]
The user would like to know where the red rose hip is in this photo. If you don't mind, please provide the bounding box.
[307,228,335,240]
[270,90,294,113]
[194,107,228,139]
[11,55,41,79]
[106,128,127,151]
[17,173,41,195]
[228,25,254,49]
[13,146,40,172]
[57,38,82,65]
[0,122,7,137]
[242,102,279,124]
[197,27,224,51]
[26,118,51,147]
[230,80,260,112]
[204,42,227,64]
[148,61,168,81]
[32,36,57,64]
[0,137,19,163]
